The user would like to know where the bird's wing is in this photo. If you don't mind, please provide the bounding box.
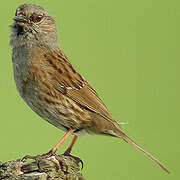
[43,50,117,123]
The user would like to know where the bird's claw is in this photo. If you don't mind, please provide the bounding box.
[63,151,84,169]
[22,150,55,161]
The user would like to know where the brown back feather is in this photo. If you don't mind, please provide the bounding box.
[43,49,118,126]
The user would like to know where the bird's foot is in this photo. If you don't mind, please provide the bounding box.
[63,148,84,169]
[22,150,68,172]
[22,149,55,161]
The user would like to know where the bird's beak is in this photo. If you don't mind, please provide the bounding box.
[13,15,27,23]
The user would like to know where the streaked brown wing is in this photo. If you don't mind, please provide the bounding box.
[66,82,113,120]
[44,50,115,122]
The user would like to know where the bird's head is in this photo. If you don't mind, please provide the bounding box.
[10,4,58,49]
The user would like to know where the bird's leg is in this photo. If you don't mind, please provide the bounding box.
[50,129,75,154]
[64,135,78,155]
[63,135,83,168]
[23,129,75,160]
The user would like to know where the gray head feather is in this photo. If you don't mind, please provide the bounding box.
[10,4,59,50]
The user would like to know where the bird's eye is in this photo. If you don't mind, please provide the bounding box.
[30,14,44,23]
[36,14,44,22]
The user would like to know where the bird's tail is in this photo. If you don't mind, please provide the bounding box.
[115,129,170,173]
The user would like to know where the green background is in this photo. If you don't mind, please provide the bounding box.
[0,0,179,179]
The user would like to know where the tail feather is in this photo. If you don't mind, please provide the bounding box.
[116,130,170,173]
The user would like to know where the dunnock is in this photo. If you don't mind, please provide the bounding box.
[10,4,169,173]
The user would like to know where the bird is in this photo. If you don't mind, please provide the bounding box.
[10,4,169,173]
